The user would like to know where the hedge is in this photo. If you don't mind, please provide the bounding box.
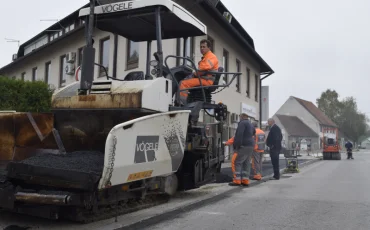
[0,76,53,112]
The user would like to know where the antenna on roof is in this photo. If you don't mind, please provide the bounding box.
[4,38,20,47]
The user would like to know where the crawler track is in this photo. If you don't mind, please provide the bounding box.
[2,151,172,223]
[67,194,171,223]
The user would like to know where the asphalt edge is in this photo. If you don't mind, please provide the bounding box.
[115,158,321,230]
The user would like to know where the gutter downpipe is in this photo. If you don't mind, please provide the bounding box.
[259,71,274,128]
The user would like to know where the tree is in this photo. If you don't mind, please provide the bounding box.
[316,89,342,124]
[317,90,369,143]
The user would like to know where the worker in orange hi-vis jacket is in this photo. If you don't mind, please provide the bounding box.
[224,121,264,181]
[251,121,266,180]
[179,39,219,101]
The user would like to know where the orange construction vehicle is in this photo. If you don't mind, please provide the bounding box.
[322,127,341,160]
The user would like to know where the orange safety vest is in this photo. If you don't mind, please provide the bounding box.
[254,128,266,152]
[195,51,219,81]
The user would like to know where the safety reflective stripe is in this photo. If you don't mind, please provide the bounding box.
[207,59,214,68]
[241,171,248,180]
[257,134,265,150]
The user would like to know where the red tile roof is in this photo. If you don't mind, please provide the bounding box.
[293,97,337,127]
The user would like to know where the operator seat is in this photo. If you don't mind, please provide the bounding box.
[186,67,224,103]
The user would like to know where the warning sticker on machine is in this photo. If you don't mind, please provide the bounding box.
[127,170,153,182]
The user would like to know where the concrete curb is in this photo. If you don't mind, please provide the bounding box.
[115,158,321,230]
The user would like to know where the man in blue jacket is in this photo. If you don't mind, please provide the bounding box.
[229,113,256,186]
[345,141,354,159]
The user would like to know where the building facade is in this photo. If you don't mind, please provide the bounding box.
[275,96,338,149]
[273,114,319,152]
[0,0,273,155]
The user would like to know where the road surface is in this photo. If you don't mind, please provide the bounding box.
[142,150,370,230]
[216,158,310,183]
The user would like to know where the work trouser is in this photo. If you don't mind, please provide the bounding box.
[231,146,254,185]
[251,151,264,180]
[179,78,214,98]
[270,150,280,178]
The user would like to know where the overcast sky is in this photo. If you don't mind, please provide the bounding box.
[0,0,369,117]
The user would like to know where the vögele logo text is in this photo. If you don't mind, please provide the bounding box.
[136,142,158,152]
[102,1,133,13]
[134,136,159,164]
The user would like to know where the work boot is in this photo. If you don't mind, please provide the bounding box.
[241,179,250,186]
[253,174,262,180]
[229,179,241,186]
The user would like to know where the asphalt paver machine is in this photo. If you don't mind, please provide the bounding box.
[0,0,241,222]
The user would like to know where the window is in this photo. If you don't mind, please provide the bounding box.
[21,72,25,81]
[236,59,241,92]
[185,37,194,61]
[255,74,259,102]
[176,38,194,66]
[127,40,139,70]
[32,67,37,81]
[78,47,83,66]
[60,55,67,87]
[99,37,110,77]
[222,49,229,83]
[246,68,250,97]
[65,23,75,33]
[185,38,194,66]
[207,35,214,51]
[45,61,51,83]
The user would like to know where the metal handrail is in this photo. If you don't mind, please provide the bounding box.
[164,55,242,104]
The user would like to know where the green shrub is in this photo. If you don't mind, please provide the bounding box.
[0,76,53,112]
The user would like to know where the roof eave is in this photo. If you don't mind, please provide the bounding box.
[200,0,274,74]
[16,2,89,57]
[0,26,85,74]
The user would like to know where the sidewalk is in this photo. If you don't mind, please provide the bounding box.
[223,152,322,166]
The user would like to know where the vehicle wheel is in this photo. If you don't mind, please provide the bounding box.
[163,174,178,196]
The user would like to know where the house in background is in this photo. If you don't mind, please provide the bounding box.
[360,138,370,149]
[275,96,338,149]
[273,114,319,151]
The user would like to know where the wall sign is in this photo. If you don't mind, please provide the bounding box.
[240,103,257,118]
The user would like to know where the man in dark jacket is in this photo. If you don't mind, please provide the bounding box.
[266,118,282,180]
[228,113,256,186]
[345,141,354,159]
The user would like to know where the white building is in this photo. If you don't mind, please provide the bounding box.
[275,96,338,149]
[0,0,273,147]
